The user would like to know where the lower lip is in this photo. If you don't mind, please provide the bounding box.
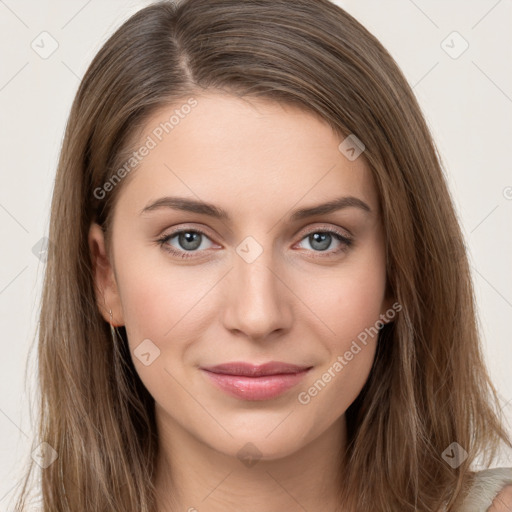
[201,369,311,401]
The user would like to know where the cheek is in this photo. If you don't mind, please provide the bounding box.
[296,276,383,426]
[114,255,217,404]
[297,340,377,434]
[296,247,386,416]
[115,243,218,344]
[314,250,387,344]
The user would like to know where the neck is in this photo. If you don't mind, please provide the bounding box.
[154,409,348,512]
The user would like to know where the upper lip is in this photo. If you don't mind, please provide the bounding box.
[200,361,312,377]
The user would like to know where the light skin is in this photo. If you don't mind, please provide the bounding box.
[488,485,512,511]
[89,92,393,511]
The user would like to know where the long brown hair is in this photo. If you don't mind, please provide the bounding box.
[14,0,511,510]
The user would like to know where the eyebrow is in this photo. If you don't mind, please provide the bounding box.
[139,195,371,221]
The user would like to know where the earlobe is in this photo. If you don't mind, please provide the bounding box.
[88,222,124,326]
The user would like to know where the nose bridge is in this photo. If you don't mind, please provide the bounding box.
[222,235,291,339]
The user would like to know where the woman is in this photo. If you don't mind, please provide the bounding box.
[14,0,512,510]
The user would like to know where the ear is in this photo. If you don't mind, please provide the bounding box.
[88,222,124,327]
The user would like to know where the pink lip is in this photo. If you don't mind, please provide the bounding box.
[200,361,312,401]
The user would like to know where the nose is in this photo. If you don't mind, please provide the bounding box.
[221,245,293,342]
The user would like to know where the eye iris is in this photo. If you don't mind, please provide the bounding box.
[310,232,331,251]
[179,232,202,250]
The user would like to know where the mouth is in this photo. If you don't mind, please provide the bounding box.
[199,361,313,401]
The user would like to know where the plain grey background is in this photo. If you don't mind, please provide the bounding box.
[1,0,511,507]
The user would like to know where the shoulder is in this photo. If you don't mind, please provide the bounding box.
[457,467,512,512]
[487,483,512,511]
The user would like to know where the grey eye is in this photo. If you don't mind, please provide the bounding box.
[176,231,203,251]
[307,232,333,251]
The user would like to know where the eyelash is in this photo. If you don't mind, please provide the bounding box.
[156,226,353,260]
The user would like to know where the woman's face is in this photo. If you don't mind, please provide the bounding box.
[90,92,392,461]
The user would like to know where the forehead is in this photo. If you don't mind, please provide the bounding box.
[114,92,378,221]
